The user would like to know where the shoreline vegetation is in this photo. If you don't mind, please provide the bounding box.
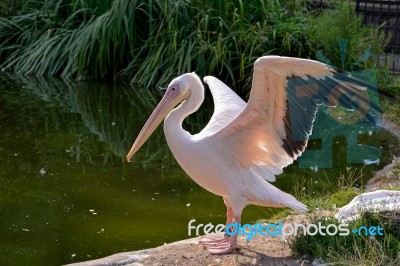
[1,0,399,265]
[0,1,393,90]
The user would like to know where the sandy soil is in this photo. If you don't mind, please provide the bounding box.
[69,214,330,266]
[135,234,310,266]
[134,212,335,266]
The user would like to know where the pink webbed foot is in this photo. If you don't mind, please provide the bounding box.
[200,204,240,254]
[199,235,228,248]
[200,235,238,254]
[205,236,237,255]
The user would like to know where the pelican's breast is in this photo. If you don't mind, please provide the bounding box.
[165,130,231,196]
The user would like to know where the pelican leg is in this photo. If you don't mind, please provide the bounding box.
[200,206,233,246]
[206,215,240,255]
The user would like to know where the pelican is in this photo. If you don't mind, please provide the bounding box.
[126,56,378,254]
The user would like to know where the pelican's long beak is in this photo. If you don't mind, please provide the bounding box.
[126,87,186,162]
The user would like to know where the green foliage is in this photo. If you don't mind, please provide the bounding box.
[120,0,314,89]
[0,0,313,88]
[0,0,21,16]
[382,98,400,128]
[0,0,134,80]
[0,0,393,92]
[330,188,359,207]
[291,211,400,265]
[377,69,400,96]
[308,2,388,71]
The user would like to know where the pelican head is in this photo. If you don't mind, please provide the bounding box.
[126,73,199,162]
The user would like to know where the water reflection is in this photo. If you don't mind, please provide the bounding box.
[0,75,398,265]
[14,76,173,166]
[0,75,217,265]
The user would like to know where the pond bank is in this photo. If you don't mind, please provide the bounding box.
[66,168,399,266]
[366,157,400,191]
[65,214,319,266]
[382,117,400,139]
[366,117,400,190]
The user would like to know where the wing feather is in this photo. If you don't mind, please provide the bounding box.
[197,76,245,137]
[204,56,380,180]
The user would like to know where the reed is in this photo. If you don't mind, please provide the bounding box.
[0,0,388,92]
[0,0,313,89]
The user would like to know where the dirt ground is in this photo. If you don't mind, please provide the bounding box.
[133,212,335,266]
[69,213,328,266]
[135,234,310,266]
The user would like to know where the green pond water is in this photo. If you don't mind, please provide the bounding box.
[0,75,399,265]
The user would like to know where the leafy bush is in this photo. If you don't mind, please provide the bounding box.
[0,0,391,92]
[0,0,314,89]
[291,211,400,265]
[307,2,388,71]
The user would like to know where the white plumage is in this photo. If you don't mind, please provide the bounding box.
[126,56,378,254]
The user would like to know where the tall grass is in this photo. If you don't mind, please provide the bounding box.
[0,0,138,80]
[308,2,388,71]
[0,0,313,89]
[0,0,389,91]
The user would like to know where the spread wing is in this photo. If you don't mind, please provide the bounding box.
[197,76,246,137]
[205,56,380,181]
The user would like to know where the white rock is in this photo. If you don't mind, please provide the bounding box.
[336,190,400,222]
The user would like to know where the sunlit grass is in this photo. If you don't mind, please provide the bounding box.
[382,98,400,129]
[290,210,400,266]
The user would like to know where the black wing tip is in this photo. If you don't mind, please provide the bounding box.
[282,139,308,159]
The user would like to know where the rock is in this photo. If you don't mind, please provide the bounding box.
[312,257,325,266]
[299,254,312,264]
[335,190,400,222]
[366,158,400,191]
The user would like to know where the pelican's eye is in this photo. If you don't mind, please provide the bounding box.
[169,84,180,92]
